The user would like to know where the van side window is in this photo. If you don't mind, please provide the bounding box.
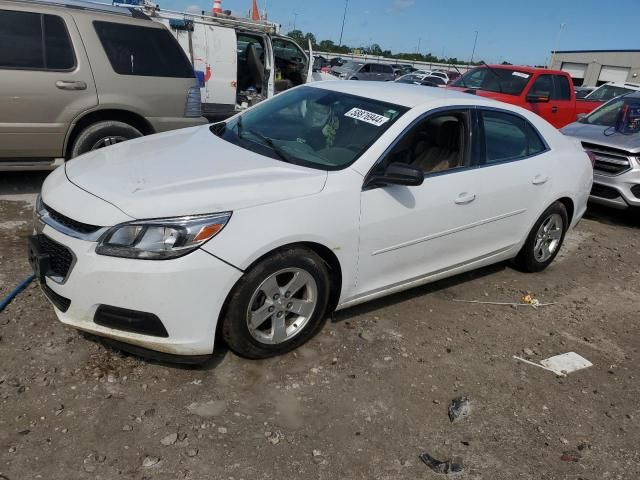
[94,21,194,78]
[481,110,547,164]
[0,10,74,70]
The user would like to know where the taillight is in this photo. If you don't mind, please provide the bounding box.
[184,86,202,118]
[585,150,596,168]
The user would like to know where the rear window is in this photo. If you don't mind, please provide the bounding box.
[94,21,194,78]
[0,10,75,70]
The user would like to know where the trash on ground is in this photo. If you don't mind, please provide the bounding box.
[448,396,472,423]
[453,295,554,309]
[513,352,592,376]
[540,352,592,375]
[419,451,464,474]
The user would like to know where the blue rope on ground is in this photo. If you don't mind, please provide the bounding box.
[0,275,35,313]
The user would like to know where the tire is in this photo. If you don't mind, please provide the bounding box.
[350,77,358,80]
[222,247,330,359]
[70,121,143,158]
[515,201,568,273]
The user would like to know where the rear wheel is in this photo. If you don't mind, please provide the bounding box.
[515,202,568,272]
[222,247,330,359]
[70,121,142,158]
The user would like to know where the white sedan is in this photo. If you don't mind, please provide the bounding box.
[31,82,593,362]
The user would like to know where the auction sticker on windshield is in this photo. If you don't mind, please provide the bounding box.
[345,108,390,127]
[512,72,530,79]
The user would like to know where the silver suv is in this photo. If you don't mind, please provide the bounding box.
[562,92,640,210]
[0,0,207,171]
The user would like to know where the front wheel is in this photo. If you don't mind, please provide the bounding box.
[70,121,142,158]
[221,247,330,359]
[515,202,568,272]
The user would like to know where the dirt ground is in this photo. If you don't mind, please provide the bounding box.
[1,171,639,480]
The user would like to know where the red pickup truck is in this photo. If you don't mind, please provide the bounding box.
[448,65,603,128]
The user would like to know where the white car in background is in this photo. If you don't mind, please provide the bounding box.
[31,82,592,362]
[585,81,640,102]
[429,71,451,84]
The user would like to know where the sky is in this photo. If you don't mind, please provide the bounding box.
[160,0,640,66]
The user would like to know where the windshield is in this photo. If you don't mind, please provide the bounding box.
[585,84,634,102]
[451,67,531,95]
[213,86,408,170]
[581,96,640,127]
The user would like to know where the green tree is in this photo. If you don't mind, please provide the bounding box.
[304,32,317,48]
[286,29,305,45]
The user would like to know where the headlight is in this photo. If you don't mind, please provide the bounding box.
[96,212,231,260]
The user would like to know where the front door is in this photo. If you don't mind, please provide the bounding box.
[357,108,485,296]
[0,6,97,159]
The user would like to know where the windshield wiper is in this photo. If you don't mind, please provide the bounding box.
[481,61,503,93]
[246,129,298,165]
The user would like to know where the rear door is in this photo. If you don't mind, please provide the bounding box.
[0,6,97,159]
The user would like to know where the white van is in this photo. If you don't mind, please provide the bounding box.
[142,6,317,119]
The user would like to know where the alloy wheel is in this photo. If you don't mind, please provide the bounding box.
[533,213,564,262]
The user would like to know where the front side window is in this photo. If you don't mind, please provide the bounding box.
[481,110,546,164]
[451,67,531,95]
[94,21,194,78]
[383,110,469,175]
[0,10,74,70]
[213,86,408,171]
[530,74,553,97]
[360,64,372,73]
[581,96,639,126]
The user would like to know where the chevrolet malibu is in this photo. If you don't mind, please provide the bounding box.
[30,82,593,362]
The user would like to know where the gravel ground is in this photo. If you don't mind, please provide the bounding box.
[1,172,639,480]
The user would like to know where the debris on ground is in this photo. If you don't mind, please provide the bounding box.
[453,296,555,309]
[418,452,464,474]
[540,352,592,375]
[560,450,581,463]
[448,396,472,423]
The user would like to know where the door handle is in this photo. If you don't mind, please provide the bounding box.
[532,175,549,185]
[455,193,476,205]
[551,106,558,113]
[55,80,87,91]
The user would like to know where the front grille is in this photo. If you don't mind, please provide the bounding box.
[590,183,621,200]
[44,203,102,234]
[40,235,73,278]
[582,142,632,176]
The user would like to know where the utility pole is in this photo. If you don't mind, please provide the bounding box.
[469,30,478,65]
[416,37,421,54]
[338,0,349,46]
[549,23,566,68]
[292,12,301,31]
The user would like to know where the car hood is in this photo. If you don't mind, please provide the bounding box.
[561,122,640,153]
[65,126,328,220]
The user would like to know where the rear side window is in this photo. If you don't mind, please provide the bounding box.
[481,110,547,164]
[94,21,194,78]
[553,75,571,100]
[0,10,74,70]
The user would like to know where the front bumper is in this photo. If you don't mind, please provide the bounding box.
[33,225,243,357]
[590,167,640,210]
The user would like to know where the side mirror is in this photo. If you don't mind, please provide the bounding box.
[526,93,550,103]
[365,162,424,189]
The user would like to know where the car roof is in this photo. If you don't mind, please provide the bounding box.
[473,64,567,75]
[307,80,491,108]
[5,0,148,18]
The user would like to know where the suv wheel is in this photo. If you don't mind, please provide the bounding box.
[70,121,142,158]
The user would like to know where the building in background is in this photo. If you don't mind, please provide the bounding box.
[551,50,640,87]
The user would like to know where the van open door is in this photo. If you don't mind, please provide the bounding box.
[306,39,314,84]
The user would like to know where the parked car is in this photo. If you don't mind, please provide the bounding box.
[575,86,597,99]
[584,81,640,102]
[395,74,445,87]
[562,92,640,210]
[448,65,603,128]
[0,0,207,171]
[31,82,592,362]
[331,61,395,81]
[429,71,450,83]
